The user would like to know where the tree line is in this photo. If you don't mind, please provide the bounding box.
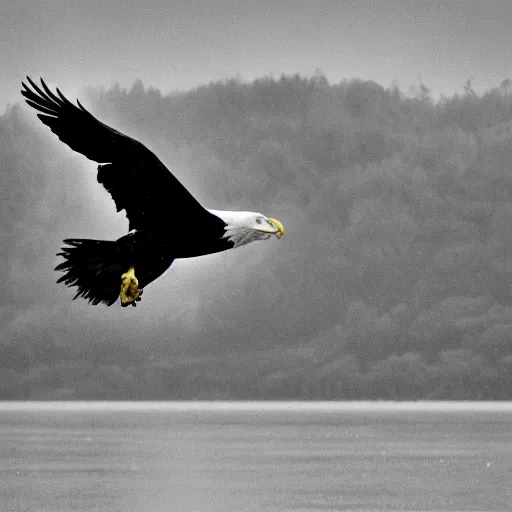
[1,73,512,399]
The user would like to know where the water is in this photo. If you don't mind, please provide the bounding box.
[1,402,512,511]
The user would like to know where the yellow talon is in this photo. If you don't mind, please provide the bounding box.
[120,267,141,306]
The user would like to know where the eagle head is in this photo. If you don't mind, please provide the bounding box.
[209,210,284,248]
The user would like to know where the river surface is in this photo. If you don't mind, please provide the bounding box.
[1,401,511,511]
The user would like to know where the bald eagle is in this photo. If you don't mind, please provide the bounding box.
[21,77,284,307]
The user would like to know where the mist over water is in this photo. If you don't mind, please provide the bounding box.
[1,402,512,511]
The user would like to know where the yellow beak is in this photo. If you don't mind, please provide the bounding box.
[267,218,285,239]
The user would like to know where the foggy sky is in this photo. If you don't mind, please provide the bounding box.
[2,0,512,109]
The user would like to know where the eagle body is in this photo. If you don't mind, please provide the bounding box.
[21,78,284,307]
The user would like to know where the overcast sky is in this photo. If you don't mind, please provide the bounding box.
[1,0,511,108]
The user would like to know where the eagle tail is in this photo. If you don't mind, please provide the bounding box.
[55,239,124,306]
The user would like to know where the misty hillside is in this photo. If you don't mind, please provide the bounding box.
[2,74,512,399]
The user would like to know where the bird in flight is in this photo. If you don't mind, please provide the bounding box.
[21,77,284,307]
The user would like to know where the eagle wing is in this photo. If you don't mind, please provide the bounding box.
[21,77,209,231]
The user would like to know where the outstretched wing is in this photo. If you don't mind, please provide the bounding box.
[21,77,209,231]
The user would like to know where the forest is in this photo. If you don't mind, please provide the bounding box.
[1,73,512,399]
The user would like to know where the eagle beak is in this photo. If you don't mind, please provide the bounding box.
[267,218,284,239]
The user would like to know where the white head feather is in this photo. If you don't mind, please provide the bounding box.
[208,210,284,248]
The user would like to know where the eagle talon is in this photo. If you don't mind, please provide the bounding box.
[120,266,142,307]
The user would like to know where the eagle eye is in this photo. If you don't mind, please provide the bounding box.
[256,217,263,224]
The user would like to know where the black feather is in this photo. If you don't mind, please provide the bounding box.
[22,76,213,232]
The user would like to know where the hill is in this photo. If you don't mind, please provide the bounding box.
[2,74,512,399]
